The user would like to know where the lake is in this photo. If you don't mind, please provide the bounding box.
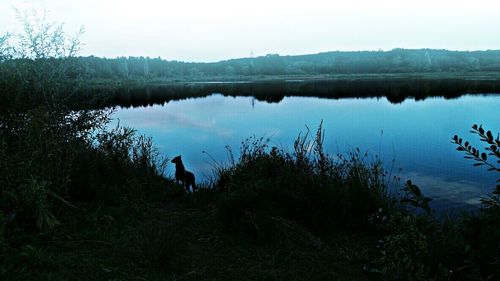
[109,80,500,211]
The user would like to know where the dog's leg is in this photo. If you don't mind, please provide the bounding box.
[184,179,191,194]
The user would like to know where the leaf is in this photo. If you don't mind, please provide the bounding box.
[473,163,484,166]
[487,130,493,141]
[457,147,465,151]
[464,141,469,147]
[408,184,422,196]
[481,153,487,160]
[472,124,478,130]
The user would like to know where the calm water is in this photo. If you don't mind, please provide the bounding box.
[113,94,500,210]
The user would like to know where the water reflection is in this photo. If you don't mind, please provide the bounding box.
[113,94,500,209]
[87,78,500,108]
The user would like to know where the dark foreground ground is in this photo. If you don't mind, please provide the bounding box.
[28,190,372,281]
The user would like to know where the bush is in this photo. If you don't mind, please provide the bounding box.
[0,4,169,249]
[214,122,394,236]
[69,125,168,205]
[370,124,500,281]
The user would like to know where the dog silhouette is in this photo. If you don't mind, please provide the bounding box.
[171,155,197,193]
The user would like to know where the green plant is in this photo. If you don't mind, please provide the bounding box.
[0,33,13,61]
[214,123,393,236]
[453,124,500,174]
[400,180,433,214]
[373,211,461,281]
[453,124,500,208]
[0,3,169,247]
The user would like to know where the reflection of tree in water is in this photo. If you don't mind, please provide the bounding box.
[81,79,500,108]
[253,94,285,103]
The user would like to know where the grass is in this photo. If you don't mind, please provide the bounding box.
[0,122,385,281]
[1,111,498,280]
[1,193,374,281]
[2,10,499,280]
[85,71,500,87]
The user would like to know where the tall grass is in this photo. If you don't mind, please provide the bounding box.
[214,122,394,236]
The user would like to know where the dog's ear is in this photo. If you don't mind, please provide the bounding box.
[171,155,181,163]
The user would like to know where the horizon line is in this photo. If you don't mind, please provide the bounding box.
[79,48,500,64]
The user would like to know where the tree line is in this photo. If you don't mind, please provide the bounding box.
[49,49,500,80]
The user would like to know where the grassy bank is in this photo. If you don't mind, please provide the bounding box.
[1,121,499,281]
[2,10,499,280]
[86,72,500,88]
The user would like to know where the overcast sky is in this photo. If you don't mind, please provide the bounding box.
[1,0,499,62]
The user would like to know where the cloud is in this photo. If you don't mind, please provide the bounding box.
[115,110,233,138]
[398,171,489,209]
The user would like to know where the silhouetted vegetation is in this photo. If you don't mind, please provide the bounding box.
[17,49,500,81]
[206,125,500,281]
[214,123,392,236]
[78,78,500,109]
[453,124,500,210]
[1,6,500,281]
[0,8,173,279]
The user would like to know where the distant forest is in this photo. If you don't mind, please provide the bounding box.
[56,49,500,80]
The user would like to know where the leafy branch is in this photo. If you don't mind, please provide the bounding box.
[453,124,500,195]
[13,2,85,59]
[453,125,500,172]
[400,180,432,214]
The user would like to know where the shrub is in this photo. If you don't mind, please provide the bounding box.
[0,4,169,245]
[371,124,500,281]
[214,122,394,236]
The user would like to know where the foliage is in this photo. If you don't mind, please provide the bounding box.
[375,213,440,281]
[371,124,500,281]
[453,124,500,208]
[373,206,499,281]
[0,2,85,111]
[2,3,500,280]
[400,180,433,214]
[0,33,13,61]
[13,2,84,59]
[0,3,169,259]
[28,49,500,81]
[214,122,393,237]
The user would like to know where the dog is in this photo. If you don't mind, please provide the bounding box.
[171,155,197,193]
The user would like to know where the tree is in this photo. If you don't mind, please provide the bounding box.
[0,2,111,233]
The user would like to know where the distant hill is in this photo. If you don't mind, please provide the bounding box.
[65,49,500,80]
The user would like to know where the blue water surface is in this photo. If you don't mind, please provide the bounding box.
[113,94,500,210]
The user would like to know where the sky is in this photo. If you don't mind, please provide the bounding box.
[1,0,500,62]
